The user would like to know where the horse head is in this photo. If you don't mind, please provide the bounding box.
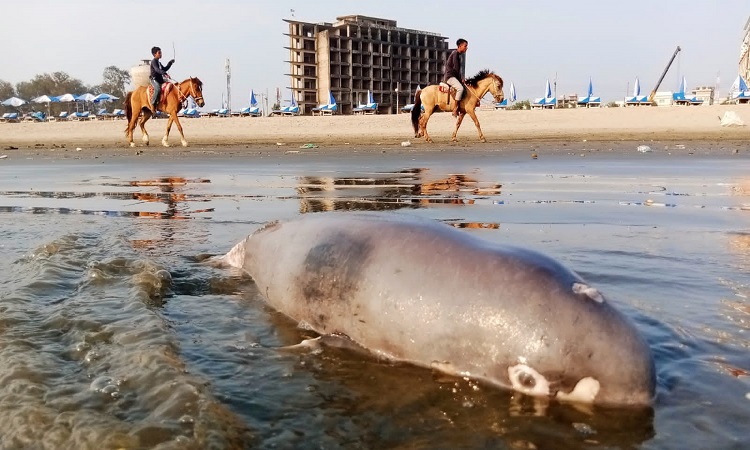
[488,73,504,104]
[181,77,205,107]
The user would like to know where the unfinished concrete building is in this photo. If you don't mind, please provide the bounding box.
[283,15,449,115]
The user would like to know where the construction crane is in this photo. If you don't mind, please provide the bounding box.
[648,46,681,103]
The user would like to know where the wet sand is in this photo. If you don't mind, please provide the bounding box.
[0,104,748,159]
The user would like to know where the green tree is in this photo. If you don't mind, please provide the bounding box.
[99,66,131,99]
[0,79,14,100]
[15,72,87,116]
[0,79,17,113]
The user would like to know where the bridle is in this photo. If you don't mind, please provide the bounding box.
[176,78,203,106]
[464,74,503,104]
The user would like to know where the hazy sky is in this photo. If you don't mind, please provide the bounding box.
[1,0,747,109]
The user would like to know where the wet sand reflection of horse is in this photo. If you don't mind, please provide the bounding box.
[411,70,504,143]
[124,78,205,148]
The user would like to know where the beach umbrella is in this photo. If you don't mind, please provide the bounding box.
[677,76,686,95]
[250,90,257,107]
[633,77,641,97]
[56,93,76,102]
[93,93,119,103]
[367,90,375,105]
[328,90,336,106]
[544,79,552,99]
[32,95,57,103]
[32,95,59,119]
[509,82,516,102]
[75,93,97,102]
[290,90,297,107]
[1,96,27,107]
[739,75,748,92]
[587,77,594,98]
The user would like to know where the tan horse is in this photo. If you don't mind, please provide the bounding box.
[124,77,205,148]
[411,70,504,143]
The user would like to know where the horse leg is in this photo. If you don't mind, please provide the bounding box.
[466,109,486,142]
[162,114,174,147]
[126,109,140,148]
[140,113,151,146]
[451,112,466,142]
[420,109,435,143]
[171,114,188,147]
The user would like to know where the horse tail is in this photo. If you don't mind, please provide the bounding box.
[411,88,423,135]
[124,92,133,134]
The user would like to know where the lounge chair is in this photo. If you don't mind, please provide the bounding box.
[282,104,300,116]
[531,97,556,109]
[576,96,601,108]
[241,106,262,117]
[94,108,111,120]
[182,108,200,118]
[50,111,69,121]
[70,111,91,121]
[216,108,230,117]
[27,111,46,122]
[312,103,337,116]
[353,102,377,115]
[1,112,20,123]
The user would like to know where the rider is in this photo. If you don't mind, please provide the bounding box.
[149,46,175,114]
[444,38,468,117]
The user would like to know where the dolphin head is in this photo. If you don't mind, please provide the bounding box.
[500,274,656,406]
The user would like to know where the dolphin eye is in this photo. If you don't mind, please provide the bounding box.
[519,372,536,388]
[508,364,550,397]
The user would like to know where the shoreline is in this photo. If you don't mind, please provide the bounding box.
[0,105,748,159]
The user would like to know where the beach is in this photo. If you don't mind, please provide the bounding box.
[0,104,748,158]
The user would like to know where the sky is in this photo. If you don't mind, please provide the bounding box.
[1,0,748,110]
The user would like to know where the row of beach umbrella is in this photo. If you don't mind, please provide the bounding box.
[1,93,119,107]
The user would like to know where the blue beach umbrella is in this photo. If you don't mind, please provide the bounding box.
[328,90,336,106]
[677,76,686,95]
[633,77,641,97]
[250,90,257,107]
[93,93,119,103]
[509,82,516,102]
[587,77,594,98]
[740,75,748,92]
[544,79,552,98]
[367,90,375,105]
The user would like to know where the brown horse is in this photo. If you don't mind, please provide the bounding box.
[124,77,205,148]
[411,70,504,143]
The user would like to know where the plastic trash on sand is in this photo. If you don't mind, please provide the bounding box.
[720,111,745,127]
[637,145,652,153]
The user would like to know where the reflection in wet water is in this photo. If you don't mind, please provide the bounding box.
[296,168,502,213]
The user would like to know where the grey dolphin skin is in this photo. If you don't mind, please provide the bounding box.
[221,212,656,406]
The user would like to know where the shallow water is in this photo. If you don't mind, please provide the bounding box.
[0,148,748,449]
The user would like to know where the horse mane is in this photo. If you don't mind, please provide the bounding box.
[465,69,493,87]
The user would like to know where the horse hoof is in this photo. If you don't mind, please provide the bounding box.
[181,140,188,147]
[480,138,487,143]
[129,142,135,148]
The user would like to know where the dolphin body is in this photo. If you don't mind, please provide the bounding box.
[221,212,656,406]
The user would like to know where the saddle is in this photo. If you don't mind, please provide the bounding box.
[147,83,175,108]
[438,82,457,105]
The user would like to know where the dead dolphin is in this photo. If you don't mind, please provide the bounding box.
[220,212,655,406]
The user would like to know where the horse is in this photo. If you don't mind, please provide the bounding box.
[124,77,205,148]
[411,70,504,143]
